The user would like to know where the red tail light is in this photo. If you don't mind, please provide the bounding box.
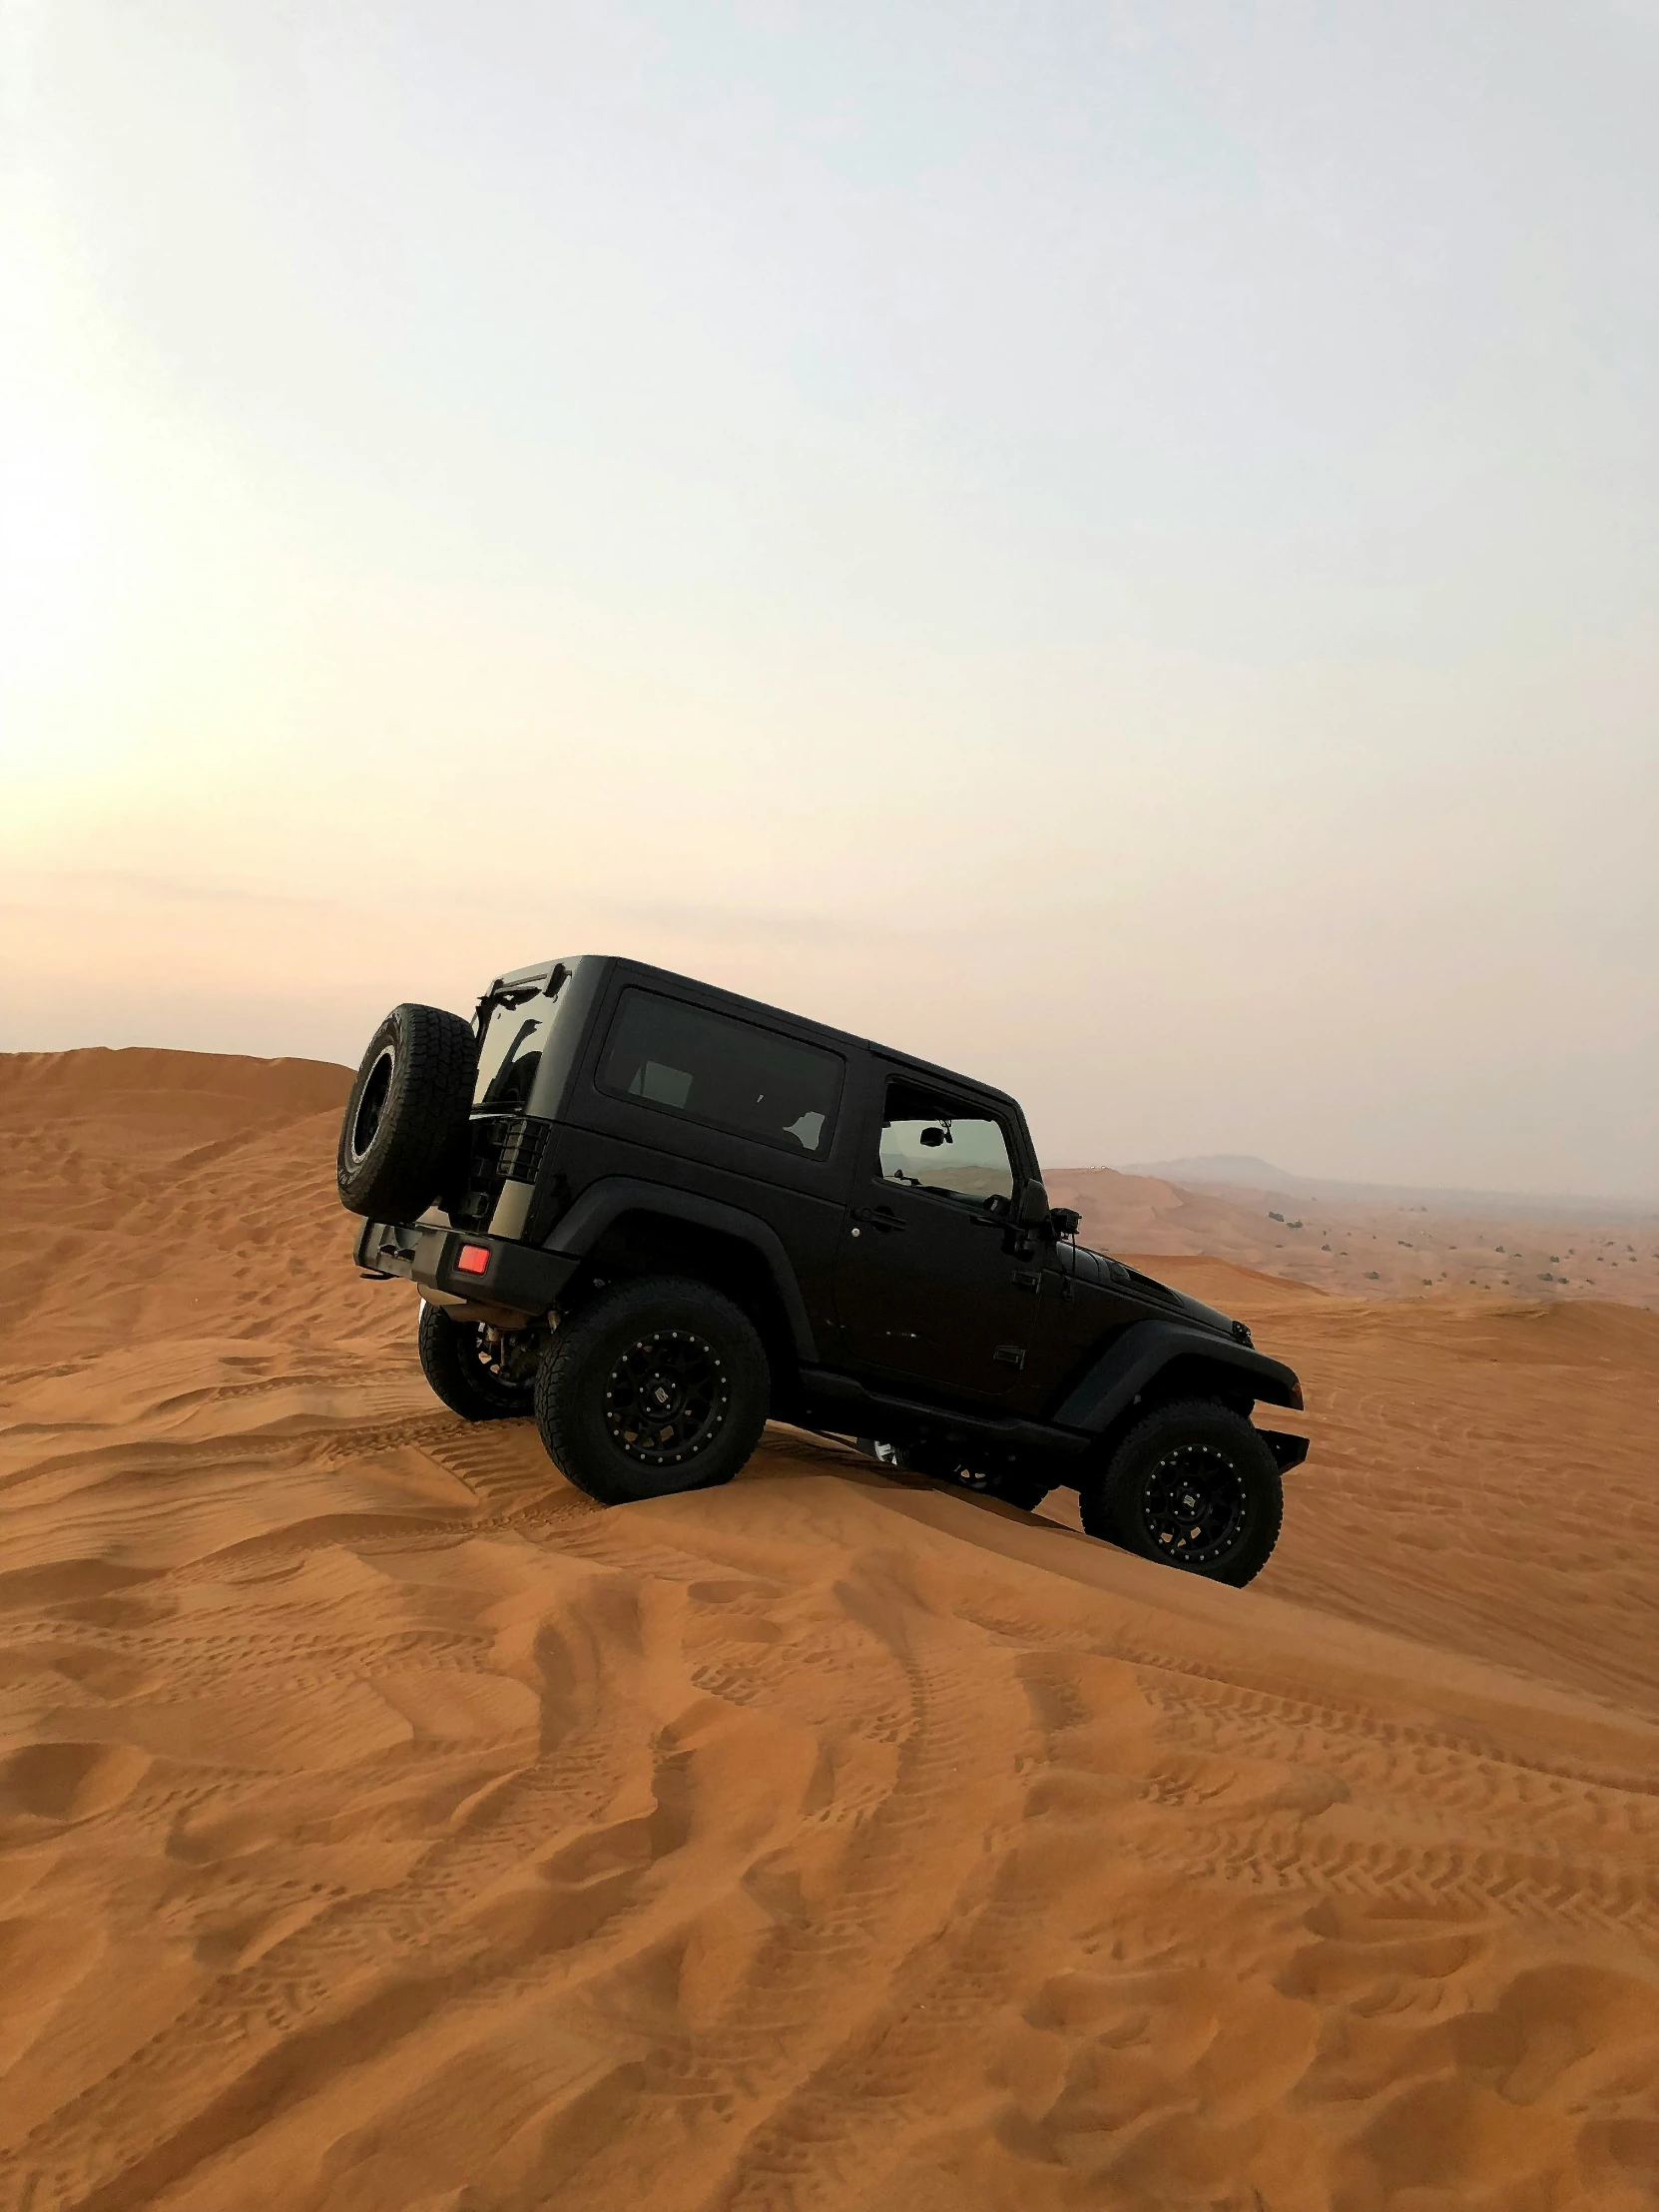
[456,1245,489,1276]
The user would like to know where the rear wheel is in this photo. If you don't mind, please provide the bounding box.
[1081,1399,1283,1586]
[337,1002,476,1219]
[534,1277,771,1505]
[417,1301,537,1421]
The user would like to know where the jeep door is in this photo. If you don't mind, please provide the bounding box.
[833,1074,1038,1397]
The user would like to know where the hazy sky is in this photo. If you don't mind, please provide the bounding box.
[4,1,1656,1197]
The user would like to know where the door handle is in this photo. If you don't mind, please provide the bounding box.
[850,1207,907,1233]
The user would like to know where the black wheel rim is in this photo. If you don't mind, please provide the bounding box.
[350,1048,394,1161]
[1141,1443,1250,1568]
[604,1330,729,1467]
[471,1324,534,1397]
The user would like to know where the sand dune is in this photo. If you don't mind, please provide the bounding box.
[0,1047,386,1366]
[2,1051,1657,2211]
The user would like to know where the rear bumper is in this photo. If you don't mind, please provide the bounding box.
[353,1218,578,1316]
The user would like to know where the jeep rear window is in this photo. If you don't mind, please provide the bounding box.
[597,990,842,1156]
[474,967,571,1112]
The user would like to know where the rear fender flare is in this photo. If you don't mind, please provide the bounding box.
[545,1178,818,1362]
[1055,1320,1302,1434]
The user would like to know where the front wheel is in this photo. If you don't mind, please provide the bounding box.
[1081,1399,1283,1587]
[417,1302,537,1420]
[534,1277,771,1505]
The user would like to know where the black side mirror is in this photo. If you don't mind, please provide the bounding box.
[1016,1179,1051,1230]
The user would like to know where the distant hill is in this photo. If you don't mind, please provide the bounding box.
[1118,1155,1659,1225]
[1038,1165,1291,1266]
[1119,1153,1295,1188]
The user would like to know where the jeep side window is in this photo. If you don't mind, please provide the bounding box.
[876,1079,1014,1209]
[597,989,843,1156]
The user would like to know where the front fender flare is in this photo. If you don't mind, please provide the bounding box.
[545,1177,818,1362]
[1055,1320,1302,1433]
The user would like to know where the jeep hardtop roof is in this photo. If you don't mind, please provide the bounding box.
[488,954,1025,1123]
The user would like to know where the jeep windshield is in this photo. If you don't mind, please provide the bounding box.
[474,965,572,1112]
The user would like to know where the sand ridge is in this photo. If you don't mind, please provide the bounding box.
[1,1051,1657,2210]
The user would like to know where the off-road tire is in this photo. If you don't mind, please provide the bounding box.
[337,1002,476,1220]
[417,1301,537,1421]
[535,1277,771,1505]
[1081,1398,1283,1587]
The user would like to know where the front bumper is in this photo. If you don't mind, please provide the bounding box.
[1260,1429,1311,1472]
[353,1218,578,1316]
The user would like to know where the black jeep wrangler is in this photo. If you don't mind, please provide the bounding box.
[339,957,1307,1585]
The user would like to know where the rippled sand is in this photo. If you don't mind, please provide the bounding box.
[2,1050,1656,2211]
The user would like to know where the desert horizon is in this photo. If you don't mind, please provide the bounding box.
[12,1042,1653,1314]
[1122,1154,1659,1224]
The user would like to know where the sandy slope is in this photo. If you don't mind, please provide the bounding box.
[2,1052,1657,2212]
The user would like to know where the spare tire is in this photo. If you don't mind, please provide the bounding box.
[337,1002,477,1219]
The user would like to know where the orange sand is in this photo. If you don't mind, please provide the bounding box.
[1,1051,1656,2211]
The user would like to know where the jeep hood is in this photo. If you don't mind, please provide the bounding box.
[1063,1242,1237,1336]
